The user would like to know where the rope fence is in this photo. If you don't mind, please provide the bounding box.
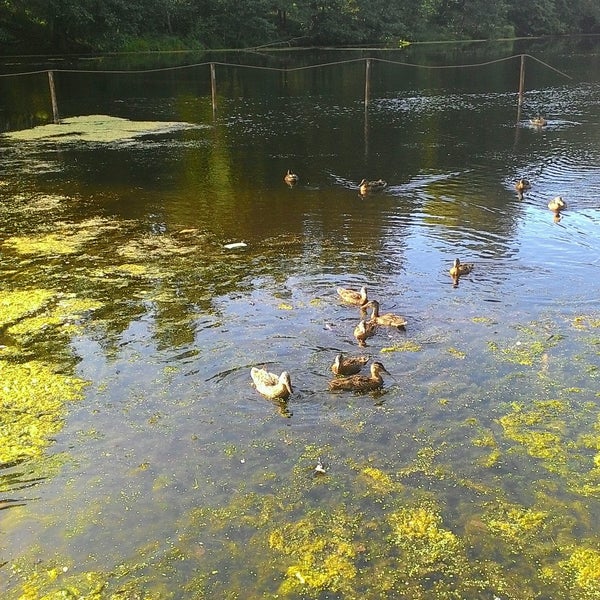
[0,53,572,125]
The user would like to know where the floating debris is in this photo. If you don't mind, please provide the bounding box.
[223,242,247,250]
[314,457,327,475]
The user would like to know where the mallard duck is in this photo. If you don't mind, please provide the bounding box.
[359,178,387,196]
[250,367,293,400]
[354,319,377,347]
[328,361,391,392]
[337,285,368,306]
[284,170,299,186]
[548,196,566,212]
[515,178,531,198]
[331,353,369,376]
[364,299,407,329]
[449,258,474,278]
[530,116,547,127]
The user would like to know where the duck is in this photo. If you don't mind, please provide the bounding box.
[548,196,566,212]
[331,353,370,376]
[530,116,547,127]
[328,361,391,393]
[284,170,299,186]
[354,319,377,347]
[250,367,293,400]
[359,179,387,196]
[449,258,474,278]
[364,299,407,329]
[337,285,368,306]
[515,178,531,198]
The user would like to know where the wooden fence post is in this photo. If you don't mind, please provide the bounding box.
[48,70,60,124]
[518,54,525,106]
[364,59,371,108]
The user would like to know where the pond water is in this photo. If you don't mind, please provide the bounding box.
[1,37,600,599]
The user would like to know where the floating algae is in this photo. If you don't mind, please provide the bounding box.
[2,114,200,144]
[499,400,568,463]
[388,503,462,575]
[0,289,56,328]
[269,508,359,595]
[487,322,562,367]
[484,505,549,549]
[381,340,422,353]
[3,217,125,257]
[0,360,88,464]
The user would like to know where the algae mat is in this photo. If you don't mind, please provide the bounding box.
[2,115,202,143]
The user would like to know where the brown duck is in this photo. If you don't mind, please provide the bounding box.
[337,285,368,306]
[548,196,566,212]
[328,361,391,392]
[250,367,293,400]
[284,170,299,186]
[354,319,377,347]
[330,353,369,376]
[364,299,407,329]
[515,178,531,198]
[449,258,474,278]
[359,179,387,196]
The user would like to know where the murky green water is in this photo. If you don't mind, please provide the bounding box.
[1,38,600,599]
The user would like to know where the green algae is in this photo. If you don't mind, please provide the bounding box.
[1,289,103,344]
[114,263,150,276]
[0,289,56,328]
[487,323,562,366]
[2,114,199,144]
[447,346,466,358]
[499,400,568,463]
[388,503,462,576]
[3,217,125,257]
[117,234,195,261]
[484,505,549,549]
[360,466,402,494]
[269,508,359,595]
[572,315,600,330]
[381,340,422,353]
[472,429,502,467]
[0,360,88,465]
[564,547,600,590]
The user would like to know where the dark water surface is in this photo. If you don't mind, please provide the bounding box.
[1,38,600,598]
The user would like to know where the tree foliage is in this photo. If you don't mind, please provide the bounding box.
[0,0,598,53]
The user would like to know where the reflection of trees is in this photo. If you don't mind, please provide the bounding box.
[3,42,595,358]
[0,73,53,132]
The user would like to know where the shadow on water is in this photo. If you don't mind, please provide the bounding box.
[1,37,600,599]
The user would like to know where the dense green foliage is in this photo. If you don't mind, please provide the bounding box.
[0,0,599,53]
